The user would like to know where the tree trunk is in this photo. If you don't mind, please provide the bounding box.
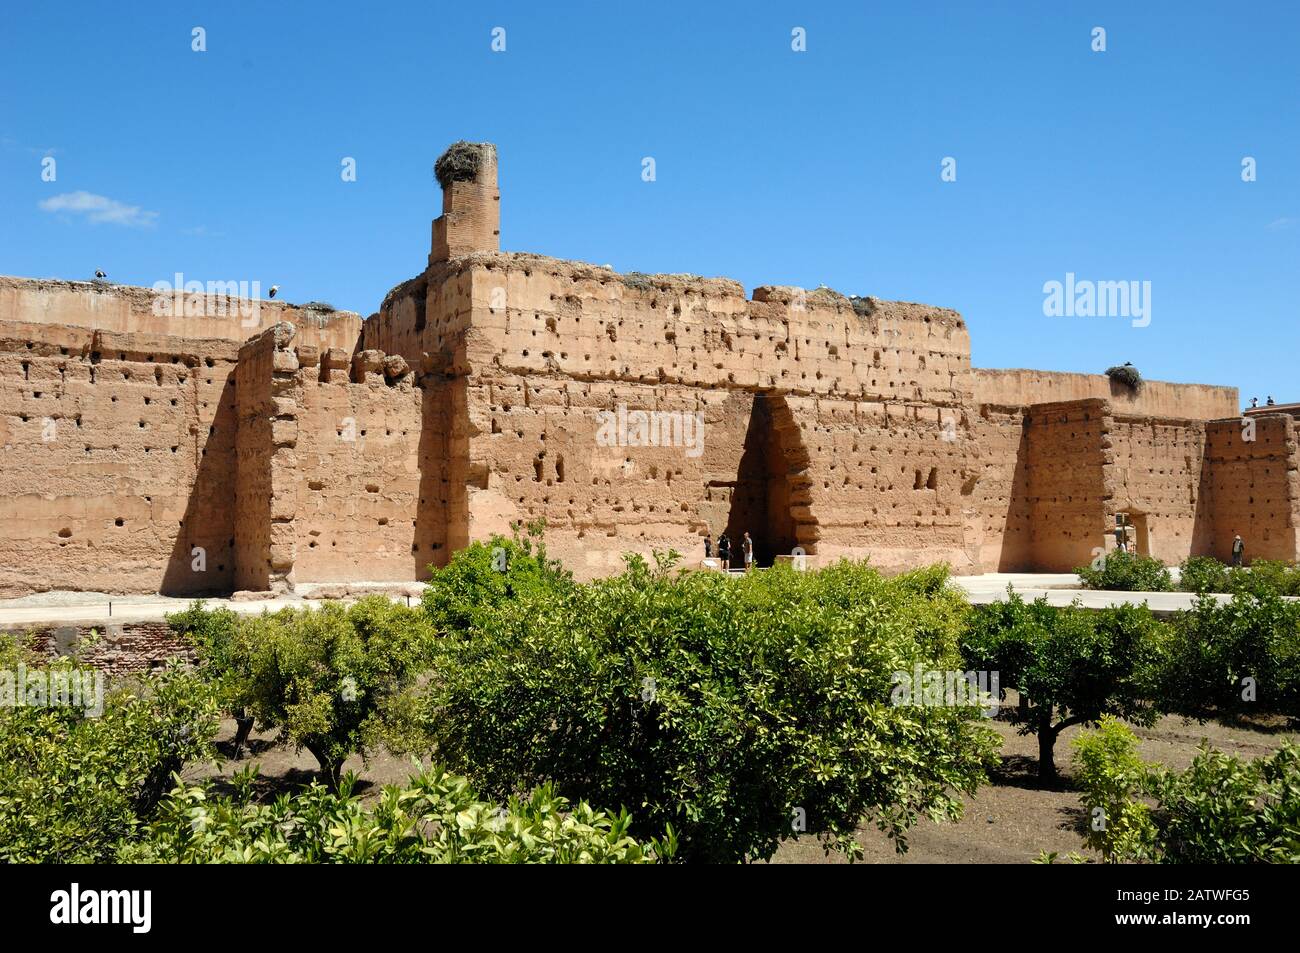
[1037,712,1058,784]
[135,750,184,818]
[232,709,254,759]
[306,742,343,793]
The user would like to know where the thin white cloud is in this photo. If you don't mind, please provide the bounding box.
[1,137,61,155]
[38,190,158,227]
[1266,217,1296,230]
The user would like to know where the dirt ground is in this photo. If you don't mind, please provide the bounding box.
[184,711,1295,864]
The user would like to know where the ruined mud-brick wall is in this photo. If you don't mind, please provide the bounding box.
[973,369,1239,420]
[234,327,279,591]
[0,278,364,597]
[1205,414,1300,562]
[362,263,472,565]
[291,343,425,583]
[1108,414,1213,562]
[1021,399,1111,571]
[372,253,981,577]
[0,319,239,596]
[973,372,1241,571]
[973,405,1031,570]
[0,276,362,350]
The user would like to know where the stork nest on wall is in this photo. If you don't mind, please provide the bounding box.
[849,295,876,318]
[1105,364,1143,391]
[300,301,336,313]
[434,141,484,188]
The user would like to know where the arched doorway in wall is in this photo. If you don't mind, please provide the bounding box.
[722,392,817,567]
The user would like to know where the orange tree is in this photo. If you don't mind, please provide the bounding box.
[419,555,998,863]
[961,593,1166,783]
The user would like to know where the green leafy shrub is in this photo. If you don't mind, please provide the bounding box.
[1071,718,1300,863]
[1177,557,1300,598]
[121,764,672,864]
[1178,555,1231,594]
[1231,560,1300,598]
[1152,743,1300,862]
[167,600,259,755]
[0,640,219,863]
[230,597,439,789]
[962,594,1166,781]
[1161,592,1300,722]
[168,601,246,702]
[1071,717,1158,862]
[419,556,999,863]
[167,601,241,673]
[421,522,572,636]
[1075,550,1173,592]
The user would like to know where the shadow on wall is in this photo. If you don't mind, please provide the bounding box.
[413,378,450,579]
[160,375,237,595]
[723,392,807,567]
[997,426,1033,571]
[1191,456,1216,557]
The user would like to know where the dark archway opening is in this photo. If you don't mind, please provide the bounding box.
[723,393,800,567]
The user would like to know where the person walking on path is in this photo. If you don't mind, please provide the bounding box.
[742,531,754,573]
[717,533,731,571]
[1232,533,1245,568]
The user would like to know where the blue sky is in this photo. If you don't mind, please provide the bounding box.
[2,1,1296,403]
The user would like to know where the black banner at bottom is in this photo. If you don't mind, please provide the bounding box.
[0,862,1290,940]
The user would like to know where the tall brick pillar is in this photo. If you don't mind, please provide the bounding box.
[430,141,499,263]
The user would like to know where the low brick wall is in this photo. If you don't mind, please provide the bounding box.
[23,622,196,678]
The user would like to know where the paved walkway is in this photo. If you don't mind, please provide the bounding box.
[949,574,1233,615]
[0,572,1287,631]
[0,583,427,631]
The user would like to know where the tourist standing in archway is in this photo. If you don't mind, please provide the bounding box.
[742,531,754,573]
[1232,533,1245,568]
[717,533,731,571]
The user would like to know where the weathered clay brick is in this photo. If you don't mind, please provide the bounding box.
[0,141,1286,612]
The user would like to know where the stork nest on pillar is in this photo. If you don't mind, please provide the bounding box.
[434,141,485,188]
